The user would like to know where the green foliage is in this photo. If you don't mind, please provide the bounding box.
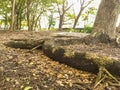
[55,0,63,4]
[82,24,93,33]
[49,27,57,31]
[81,7,96,33]
[0,20,2,25]
[66,12,75,20]
[63,28,81,33]
[63,27,92,33]
[0,0,97,30]
[81,7,97,21]
[0,0,11,24]
[48,14,56,28]
[81,14,88,21]
[86,7,97,15]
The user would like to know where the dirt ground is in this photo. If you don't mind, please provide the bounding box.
[0,30,120,90]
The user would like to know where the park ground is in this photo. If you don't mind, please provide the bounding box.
[0,31,120,90]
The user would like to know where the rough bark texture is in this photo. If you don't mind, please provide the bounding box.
[92,0,120,42]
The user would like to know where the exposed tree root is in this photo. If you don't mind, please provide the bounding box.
[93,66,120,89]
[108,81,120,87]
[30,42,44,51]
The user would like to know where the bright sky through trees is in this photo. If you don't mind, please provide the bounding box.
[41,0,101,28]
[0,0,120,29]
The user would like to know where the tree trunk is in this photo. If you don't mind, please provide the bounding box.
[27,0,32,31]
[91,0,120,43]
[58,14,64,31]
[9,0,16,31]
[48,14,54,30]
[31,16,35,31]
[117,23,120,33]
[4,13,8,30]
[73,9,83,29]
[19,13,22,30]
[16,12,19,30]
[34,15,41,30]
[16,11,21,30]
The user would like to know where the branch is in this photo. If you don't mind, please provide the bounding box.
[64,3,73,13]
[83,0,93,9]
[56,1,61,15]
[62,0,65,13]
[80,0,85,8]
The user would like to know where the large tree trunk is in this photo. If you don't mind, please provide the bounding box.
[9,0,16,31]
[117,23,120,33]
[91,0,120,43]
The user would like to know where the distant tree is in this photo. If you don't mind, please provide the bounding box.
[26,0,32,31]
[26,0,52,31]
[9,0,16,31]
[0,0,26,30]
[47,4,58,30]
[15,0,26,30]
[73,0,93,29]
[56,0,73,30]
[48,13,56,30]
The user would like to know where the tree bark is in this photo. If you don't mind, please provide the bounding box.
[57,0,72,31]
[4,13,8,30]
[4,39,45,49]
[27,0,32,31]
[91,0,120,43]
[58,14,64,31]
[34,15,41,30]
[117,23,120,33]
[9,0,16,31]
[73,9,83,29]
[72,0,93,29]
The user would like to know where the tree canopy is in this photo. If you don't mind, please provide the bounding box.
[0,0,98,31]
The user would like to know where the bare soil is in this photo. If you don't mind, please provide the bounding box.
[0,31,120,90]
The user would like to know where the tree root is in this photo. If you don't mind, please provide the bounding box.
[108,81,120,87]
[30,44,42,51]
[93,66,120,89]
